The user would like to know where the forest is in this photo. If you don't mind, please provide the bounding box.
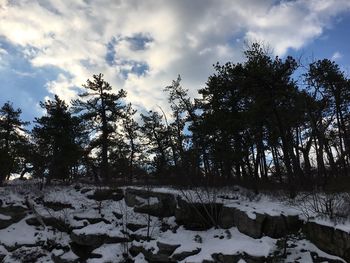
[1,43,350,195]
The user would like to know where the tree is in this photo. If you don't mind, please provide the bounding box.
[0,102,29,184]
[72,73,126,182]
[121,103,141,181]
[32,95,85,182]
[140,110,171,176]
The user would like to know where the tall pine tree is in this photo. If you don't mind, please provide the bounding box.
[72,74,126,182]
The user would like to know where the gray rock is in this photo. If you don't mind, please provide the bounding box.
[175,198,223,230]
[87,188,124,201]
[44,201,74,211]
[126,223,147,232]
[304,221,350,262]
[172,248,201,261]
[156,242,180,256]
[0,206,27,230]
[126,188,177,217]
[70,231,128,248]
[219,206,302,239]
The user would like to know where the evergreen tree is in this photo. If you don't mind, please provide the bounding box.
[0,102,29,185]
[32,95,84,182]
[72,73,126,182]
[140,110,171,176]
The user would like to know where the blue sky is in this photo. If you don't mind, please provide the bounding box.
[0,0,350,124]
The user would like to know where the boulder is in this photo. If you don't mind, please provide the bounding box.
[156,242,180,256]
[44,201,74,211]
[126,188,177,217]
[70,231,128,248]
[175,198,223,230]
[26,216,73,233]
[87,188,124,202]
[172,248,201,261]
[304,221,350,261]
[0,206,27,230]
[126,223,147,232]
[219,206,302,239]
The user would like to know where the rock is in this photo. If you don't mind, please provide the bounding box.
[219,206,264,238]
[70,231,128,248]
[26,216,72,233]
[262,214,302,238]
[126,223,147,232]
[172,248,201,261]
[175,198,223,230]
[0,206,27,230]
[0,245,8,261]
[52,250,80,263]
[44,201,74,211]
[211,253,266,263]
[219,206,302,239]
[304,221,350,261]
[87,188,124,201]
[73,216,110,225]
[156,242,180,256]
[126,188,177,217]
[80,188,93,194]
[129,245,145,257]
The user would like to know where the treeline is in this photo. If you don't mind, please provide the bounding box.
[1,43,350,192]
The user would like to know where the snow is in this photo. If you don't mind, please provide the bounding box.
[0,214,11,220]
[0,183,349,262]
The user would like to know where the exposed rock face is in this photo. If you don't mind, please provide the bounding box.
[126,223,147,232]
[219,206,302,239]
[208,252,266,263]
[0,206,27,230]
[70,231,128,248]
[175,197,223,230]
[87,188,124,201]
[26,216,73,233]
[304,221,350,261]
[125,188,177,217]
[172,248,201,261]
[43,201,74,211]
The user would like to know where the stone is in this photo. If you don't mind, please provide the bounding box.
[175,198,223,230]
[126,188,177,217]
[0,206,27,230]
[70,231,128,248]
[304,221,350,262]
[87,188,124,202]
[73,216,110,225]
[172,248,201,261]
[44,201,74,211]
[126,223,147,232]
[26,216,72,233]
[156,242,180,256]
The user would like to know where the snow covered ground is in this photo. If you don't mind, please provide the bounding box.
[0,180,347,262]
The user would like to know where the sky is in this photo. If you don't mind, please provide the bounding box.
[0,0,350,123]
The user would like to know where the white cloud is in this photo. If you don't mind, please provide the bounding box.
[331,51,342,61]
[0,0,349,115]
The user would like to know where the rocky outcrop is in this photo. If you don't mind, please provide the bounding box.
[43,201,74,211]
[87,188,124,201]
[70,231,128,248]
[125,188,177,217]
[175,198,223,230]
[304,221,350,261]
[0,206,27,230]
[206,252,267,263]
[219,206,302,239]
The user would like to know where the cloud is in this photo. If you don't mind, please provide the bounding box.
[331,51,342,61]
[0,0,349,117]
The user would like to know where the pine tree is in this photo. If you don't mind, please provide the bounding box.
[32,95,84,183]
[72,73,126,182]
[0,102,29,184]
